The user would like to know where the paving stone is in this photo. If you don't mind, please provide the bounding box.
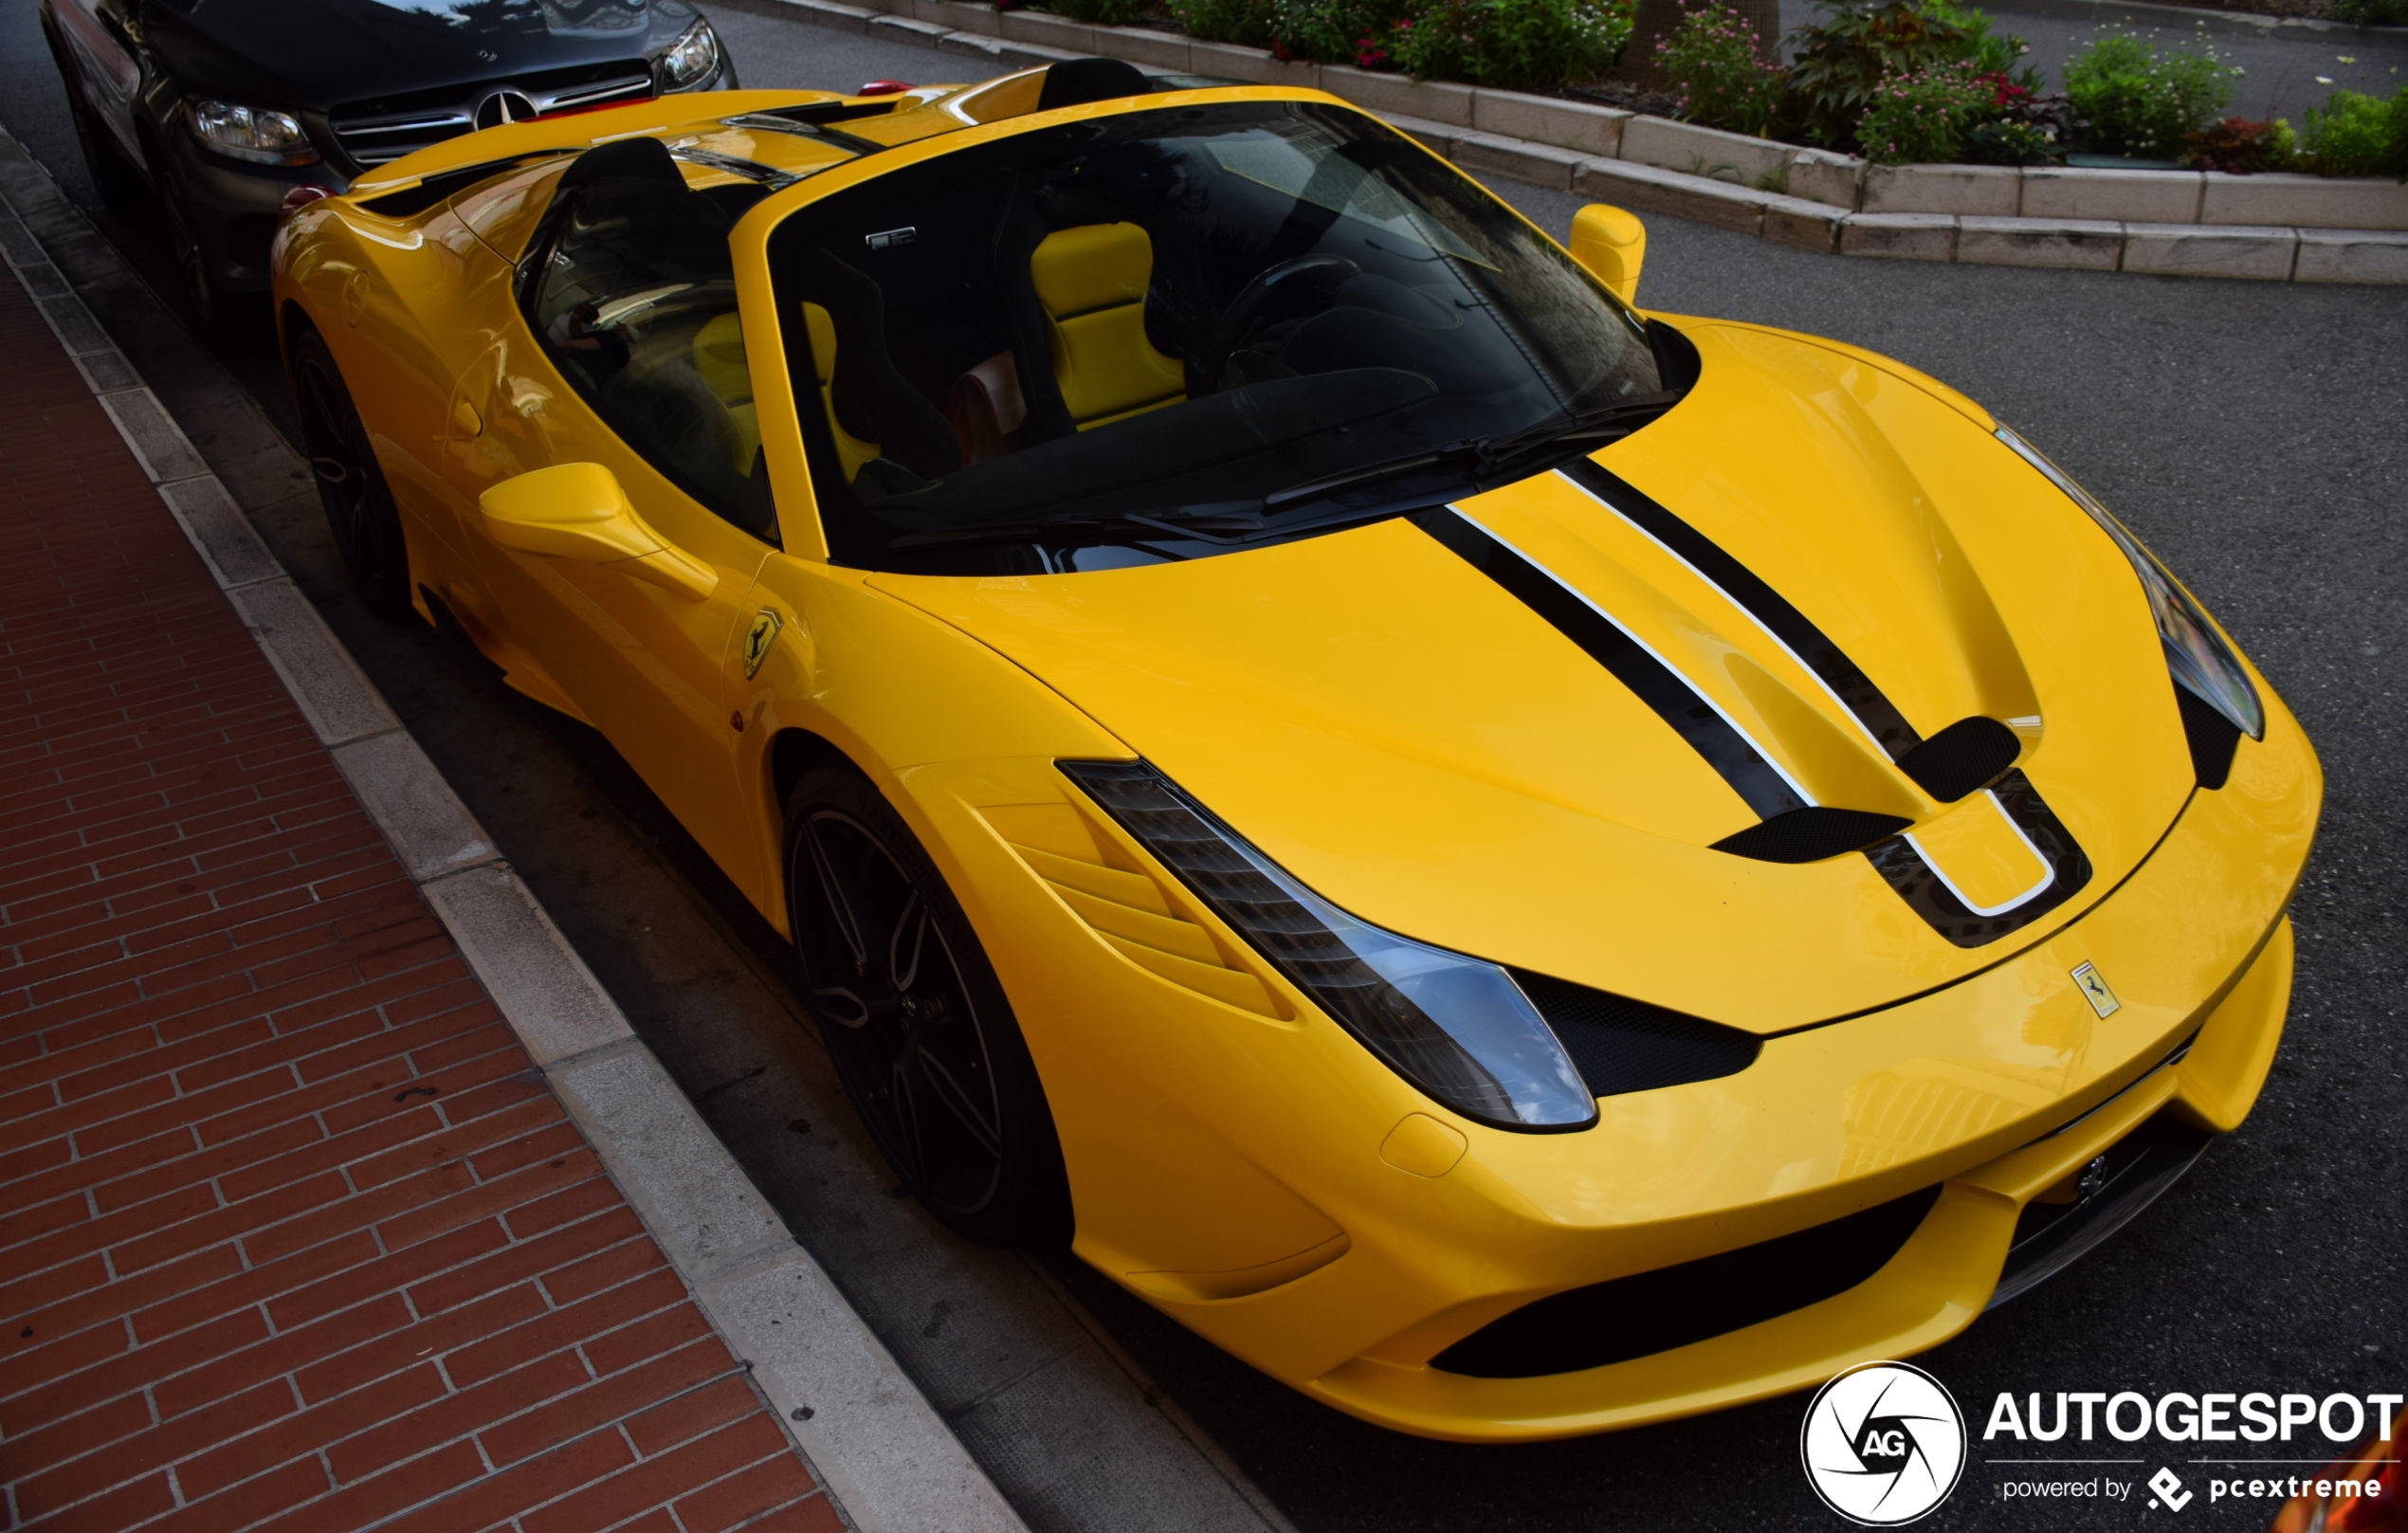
[1573,157,1771,235]
[2292,227,2408,283]
[1840,211,1958,261]
[2122,222,2298,281]
[1320,64,1476,126]
[1863,163,2020,217]
[1450,133,1589,192]
[1956,215,2124,271]
[2201,171,2408,231]
[1786,149,1864,210]
[779,0,875,33]
[1468,91,1628,157]
[997,7,1093,51]
[1093,25,1192,69]
[1764,194,1849,252]
[1615,116,1792,190]
[1186,40,1318,88]
[2021,167,2203,225]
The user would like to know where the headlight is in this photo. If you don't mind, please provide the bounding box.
[657,19,721,91]
[1998,426,2262,742]
[1061,760,1598,1131]
[184,100,319,166]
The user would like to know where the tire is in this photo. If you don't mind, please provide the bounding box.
[289,324,413,618]
[783,759,1073,1248]
[162,189,230,342]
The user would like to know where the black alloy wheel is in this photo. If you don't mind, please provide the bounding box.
[160,189,228,340]
[783,759,1071,1247]
[290,324,412,617]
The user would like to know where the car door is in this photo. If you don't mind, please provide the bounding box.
[444,161,779,894]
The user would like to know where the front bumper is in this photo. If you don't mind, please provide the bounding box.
[157,127,341,292]
[1310,917,2293,1439]
[893,671,2316,1443]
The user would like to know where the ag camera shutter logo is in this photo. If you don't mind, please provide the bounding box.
[1801,1361,1968,1524]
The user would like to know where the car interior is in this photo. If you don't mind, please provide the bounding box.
[524,96,1665,571]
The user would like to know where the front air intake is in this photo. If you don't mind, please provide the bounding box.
[1431,1185,1943,1378]
[1511,971,1759,1098]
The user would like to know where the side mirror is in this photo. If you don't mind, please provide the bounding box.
[479,463,717,602]
[1569,205,1647,308]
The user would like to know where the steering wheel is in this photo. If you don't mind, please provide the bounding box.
[1195,255,1359,392]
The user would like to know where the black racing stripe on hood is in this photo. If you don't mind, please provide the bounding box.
[1555,459,1924,760]
[1414,508,1808,820]
[1862,770,2093,946]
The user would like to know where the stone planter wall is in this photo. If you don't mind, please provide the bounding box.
[743,0,2408,282]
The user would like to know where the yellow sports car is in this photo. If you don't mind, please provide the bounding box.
[272,57,2320,1442]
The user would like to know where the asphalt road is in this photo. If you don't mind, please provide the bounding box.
[6,6,2403,1530]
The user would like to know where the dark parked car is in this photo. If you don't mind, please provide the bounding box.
[40,0,736,332]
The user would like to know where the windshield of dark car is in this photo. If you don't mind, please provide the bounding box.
[766,100,1669,574]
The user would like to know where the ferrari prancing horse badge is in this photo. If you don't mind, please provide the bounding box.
[2071,961,2121,1018]
[742,610,782,679]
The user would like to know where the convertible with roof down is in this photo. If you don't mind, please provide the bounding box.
[271,56,2319,1441]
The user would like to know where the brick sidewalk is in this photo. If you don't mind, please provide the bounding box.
[0,263,841,1531]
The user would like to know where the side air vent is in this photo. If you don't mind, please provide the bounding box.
[1512,971,1760,1098]
[1430,1184,1942,1378]
[1896,715,2022,801]
[2175,685,2242,790]
[982,805,1282,1019]
[1713,807,1911,864]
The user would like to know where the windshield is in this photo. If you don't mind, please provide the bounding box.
[768,100,1673,574]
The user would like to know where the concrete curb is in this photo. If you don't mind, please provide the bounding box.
[0,155,1028,1533]
[750,0,2408,283]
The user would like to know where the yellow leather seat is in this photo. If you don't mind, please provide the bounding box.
[689,312,760,476]
[798,301,883,481]
[1031,223,1186,430]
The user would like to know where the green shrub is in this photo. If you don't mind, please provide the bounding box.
[2299,87,2408,179]
[1267,0,1392,63]
[1171,0,1280,46]
[2061,27,2236,158]
[1391,0,1630,88]
[1784,1,1979,150]
[1046,0,1149,23]
[1655,0,1785,135]
[1855,60,1987,162]
[1955,69,2067,164]
[2326,0,2408,23]
[1961,118,2056,164]
[1922,0,2035,82]
[2180,115,2293,173]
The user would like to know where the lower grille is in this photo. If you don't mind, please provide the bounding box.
[1431,1184,1942,1378]
[330,60,654,168]
[1988,1111,2212,1309]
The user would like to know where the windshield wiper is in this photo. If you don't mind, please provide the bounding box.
[887,505,1266,551]
[1261,392,1684,510]
[1469,390,1684,473]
